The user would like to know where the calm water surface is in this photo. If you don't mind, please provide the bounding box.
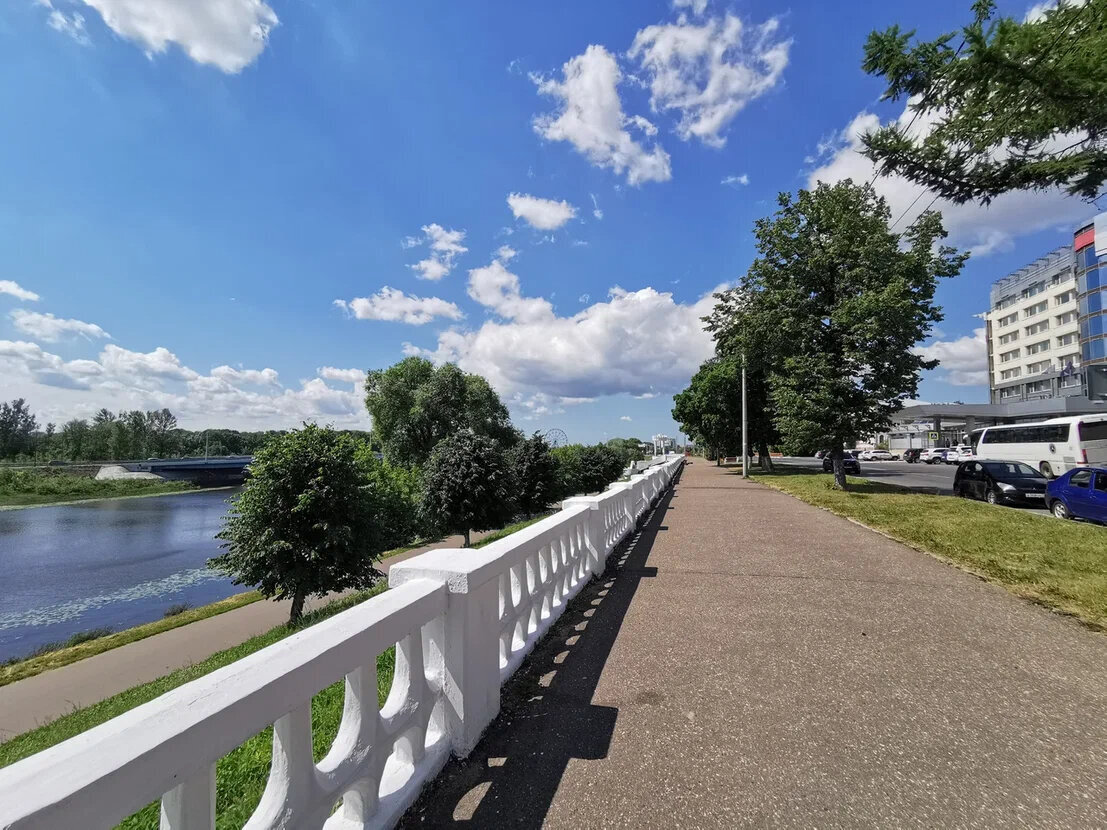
[0,488,241,662]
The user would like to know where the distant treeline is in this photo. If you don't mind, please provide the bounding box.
[0,399,371,463]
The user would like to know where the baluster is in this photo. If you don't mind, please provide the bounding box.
[246,704,316,829]
[326,663,381,824]
[160,763,215,830]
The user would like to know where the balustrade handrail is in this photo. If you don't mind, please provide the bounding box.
[0,455,684,830]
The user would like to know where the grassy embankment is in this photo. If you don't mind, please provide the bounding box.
[754,469,1107,629]
[0,511,552,827]
[0,468,195,508]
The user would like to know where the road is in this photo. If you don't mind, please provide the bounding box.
[774,457,1049,515]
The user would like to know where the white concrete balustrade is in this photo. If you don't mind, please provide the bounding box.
[0,456,684,830]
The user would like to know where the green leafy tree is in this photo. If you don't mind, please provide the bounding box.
[365,357,518,467]
[509,432,559,517]
[211,425,390,622]
[721,181,966,488]
[0,399,38,459]
[672,358,742,465]
[861,0,1107,203]
[551,443,626,498]
[605,437,646,466]
[420,429,516,547]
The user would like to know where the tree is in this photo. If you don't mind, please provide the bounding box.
[605,437,646,466]
[420,429,516,547]
[861,0,1107,204]
[718,181,966,488]
[672,358,742,465]
[365,357,518,467]
[61,419,89,461]
[550,443,626,499]
[510,432,559,517]
[211,425,387,622]
[0,399,38,459]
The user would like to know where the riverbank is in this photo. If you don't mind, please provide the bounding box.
[0,471,207,509]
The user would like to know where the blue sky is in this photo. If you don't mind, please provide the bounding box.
[0,0,1093,442]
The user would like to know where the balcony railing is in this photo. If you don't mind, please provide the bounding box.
[0,456,684,829]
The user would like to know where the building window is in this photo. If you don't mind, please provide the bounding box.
[1027,360,1052,374]
[1057,332,1077,347]
[1021,281,1045,299]
[1000,386,1021,399]
[1055,290,1075,305]
[1061,373,1082,388]
[1023,300,1048,318]
[1000,367,1022,380]
[998,331,1019,345]
[1026,339,1050,355]
[998,312,1018,327]
[1025,380,1051,394]
[1056,311,1077,326]
[1025,320,1050,336]
[999,348,1020,362]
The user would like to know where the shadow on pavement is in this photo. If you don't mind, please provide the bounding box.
[398,470,681,828]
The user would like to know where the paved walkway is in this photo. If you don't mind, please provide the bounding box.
[403,462,1107,828]
[0,532,486,740]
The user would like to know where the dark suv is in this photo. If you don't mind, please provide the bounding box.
[822,451,861,475]
[902,448,922,463]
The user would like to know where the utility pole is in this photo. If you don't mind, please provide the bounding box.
[741,352,749,479]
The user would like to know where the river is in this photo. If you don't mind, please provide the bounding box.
[0,489,242,663]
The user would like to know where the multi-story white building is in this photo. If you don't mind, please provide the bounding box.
[985,245,1084,404]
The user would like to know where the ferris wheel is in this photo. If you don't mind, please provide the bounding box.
[543,428,568,448]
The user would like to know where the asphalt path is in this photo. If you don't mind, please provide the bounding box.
[774,456,1050,516]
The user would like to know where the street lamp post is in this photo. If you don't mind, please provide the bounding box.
[741,352,749,479]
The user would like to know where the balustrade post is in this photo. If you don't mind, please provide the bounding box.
[389,554,500,758]
[562,497,603,572]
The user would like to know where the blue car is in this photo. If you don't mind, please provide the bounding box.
[1046,467,1107,523]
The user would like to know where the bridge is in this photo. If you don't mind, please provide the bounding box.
[98,456,254,486]
[2,457,1106,827]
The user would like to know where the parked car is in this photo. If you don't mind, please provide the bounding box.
[921,448,949,464]
[945,445,976,464]
[954,460,1048,506]
[868,449,899,461]
[822,451,861,475]
[902,448,922,463]
[1046,467,1107,523]
[858,449,874,461]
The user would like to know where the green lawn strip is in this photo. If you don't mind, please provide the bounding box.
[753,469,1107,629]
[0,587,396,829]
[0,479,198,508]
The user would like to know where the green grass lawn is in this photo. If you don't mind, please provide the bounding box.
[0,588,395,829]
[0,469,196,507]
[754,469,1107,629]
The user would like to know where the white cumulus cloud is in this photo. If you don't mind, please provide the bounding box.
[532,45,672,186]
[100,344,199,384]
[405,223,468,281]
[0,280,40,302]
[915,328,988,387]
[408,263,723,403]
[721,173,749,187]
[629,13,791,148]
[69,0,278,73]
[507,193,579,231]
[334,288,463,325]
[10,309,111,342]
[318,366,367,386]
[620,415,633,421]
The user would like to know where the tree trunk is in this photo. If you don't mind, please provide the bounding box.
[830,447,848,491]
[464,528,471,547]
[289,590,306,624]
[758,440,774,472]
